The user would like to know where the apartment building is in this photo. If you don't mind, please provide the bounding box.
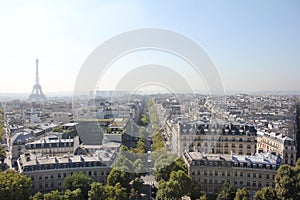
[18,150,116,193]
[24,135,78,156]
[166,121,257,156]
[182,151,280,197]
[257,131,297,165]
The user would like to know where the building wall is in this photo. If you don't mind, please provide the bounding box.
[256,132,297,165]
[170,122,257,156]
[25,167,110,193]
[182,151,279,197]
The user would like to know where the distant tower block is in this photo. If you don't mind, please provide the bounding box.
[28,58,47,102]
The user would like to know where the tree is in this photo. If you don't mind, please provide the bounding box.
[0,169,32,200]
[135,138,147,153]
[129,188,140,200]
[131,177,143,194]
[0,146,6,163]
[199,194,207,200]
[152,131,165,151]
[154,157,186,182]
[190,180,204,200]
[133,158,146,175]
[140,113,149,126]
[104,183,127,200]
[217,182,236,200]
[63,189,82,200]
[44,190,62,200]
[275,164,300,199]
[88,182,105,200]
[254,187,278,200]
[156,179,179,200]
[296,158,300,168]
[107,169,132,191]
[156,170,191,200]
[30,192,43,200]
[234,188,249,200]
[62,172,91,199]
[170,170,192,196]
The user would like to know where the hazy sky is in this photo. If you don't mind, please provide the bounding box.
[0,0,299,94]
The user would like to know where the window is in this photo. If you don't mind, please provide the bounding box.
[258,182,262,187]
[247,181,250,186]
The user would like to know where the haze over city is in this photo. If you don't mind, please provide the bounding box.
[0,0,300,95]
[1,1,300,199]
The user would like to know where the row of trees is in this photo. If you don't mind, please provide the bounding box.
[148,99,160,133]
[29,172,128,200]
[1,158,300,200]
[0,109,6,164]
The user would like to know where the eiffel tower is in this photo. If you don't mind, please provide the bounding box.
[28,58,47,102]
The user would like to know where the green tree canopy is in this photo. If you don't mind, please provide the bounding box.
[44,190,62,200]
[88,182,105,200]
[234,188,249,200]
[30,192,43,200]
[62,172,91,199]
[132,138,147,154]
[170,170,192,196]
[275,164,300,199]
[152,131,165,151]
[107,169,132,191]
[154,156,186,182]
[156,169,191,200]
[156,179,179,200]
[190,180,204,200]
[217,182,236,200]
[63,189,82,200]
[254,187,278,200]
[140,113,149,126]
[104,183,127,200]
[0,146,6,163]
[0,169,32,200]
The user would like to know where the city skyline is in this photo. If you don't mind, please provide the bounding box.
[0,0,300,94]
